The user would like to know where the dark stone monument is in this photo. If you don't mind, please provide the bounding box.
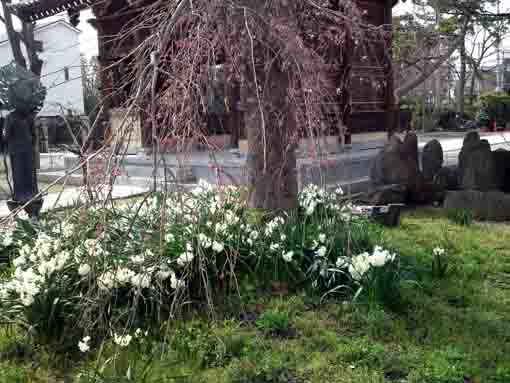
[370,134,420,188]
[492,149,510,193]
[422,139,443,180]
[434,166,459,191]
[444,190,510,221]
[458,131,497,191]
[0,62,46,218]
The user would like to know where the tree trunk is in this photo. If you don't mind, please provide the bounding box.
[457,36,467,117]
[243,0,298,210]
[469,63,477,105]
[244,67,298,210]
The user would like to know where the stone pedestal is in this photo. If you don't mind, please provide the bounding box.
[109,108,143,154]
[444,190,510,221]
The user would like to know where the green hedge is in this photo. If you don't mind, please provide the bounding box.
[479,93,510,124]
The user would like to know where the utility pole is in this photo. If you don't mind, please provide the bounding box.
[496,0,502,92]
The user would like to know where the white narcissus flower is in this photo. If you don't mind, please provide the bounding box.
[78,336,91,352]
[199,233,212,249]
[115,268,136,285]
[1,231,13,247]
[347,246,397,281]
[12,255,26,268]
[318,233,326,243]
[316,246,327,257]
[348,252,371,281]
[9,267,43,306]
[335,257,347,269]
[270,243,280,252]
[131,274,151,289]
[215,222,227,234]
[282,251,294,262]
[135,328,148,338]
[369,246,395,267]
[98,271,116,291]
[165,232,175,242]
[156,268,174,281]
[212,241,225,253]
[433,247,445,257]
[170,274,185,289]
[177,250,194,266]
[280,234,287,241]
[131,255,145,264]
[305,202,316,216]
[78,264,91,276]
[19,244,31,258]
[113,333,132,348]
[225,211,240,225]
[62,223,75,238]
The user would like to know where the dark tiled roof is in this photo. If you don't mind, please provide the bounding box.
[10,0,397,22]
[9,0,94,22]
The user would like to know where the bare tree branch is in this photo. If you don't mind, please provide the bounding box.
[396,20,469,98]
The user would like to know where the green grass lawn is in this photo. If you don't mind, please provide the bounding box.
[1,208,510,382]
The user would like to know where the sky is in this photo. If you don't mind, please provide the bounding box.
[1,1,510,62]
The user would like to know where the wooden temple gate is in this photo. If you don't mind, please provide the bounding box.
[10,0,396,151]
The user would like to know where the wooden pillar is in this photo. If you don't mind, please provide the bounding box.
[384,0,397,139]
[340,28,353,146]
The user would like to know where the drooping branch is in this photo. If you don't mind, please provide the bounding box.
[113,0,381,209]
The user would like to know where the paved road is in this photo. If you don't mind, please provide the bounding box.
[12,130,510,196]
[0,185,149,219]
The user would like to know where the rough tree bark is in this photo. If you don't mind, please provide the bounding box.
[245,66,299,210]
[244,0,299,210]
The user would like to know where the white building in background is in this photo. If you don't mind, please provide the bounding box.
[0,19,84,117]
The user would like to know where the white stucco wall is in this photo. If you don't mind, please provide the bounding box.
[0,20,85,117]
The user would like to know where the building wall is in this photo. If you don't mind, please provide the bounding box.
[0,20,85,117]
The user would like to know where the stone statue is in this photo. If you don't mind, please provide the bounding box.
[0,62,46,217]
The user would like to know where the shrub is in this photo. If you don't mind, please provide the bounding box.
[479,92,510,125]
[255,310,291,337]
[0,182,397,352]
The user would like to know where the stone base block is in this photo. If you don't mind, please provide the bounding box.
[444,190,510,221]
